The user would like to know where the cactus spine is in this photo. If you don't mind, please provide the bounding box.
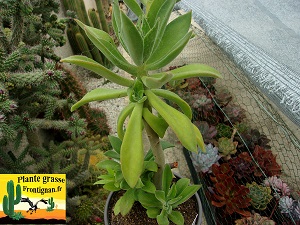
[2,180,22,218]
[47,197,55,211]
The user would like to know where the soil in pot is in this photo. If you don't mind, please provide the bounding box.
[107,190,199,225]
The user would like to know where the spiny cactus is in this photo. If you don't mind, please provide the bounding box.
[2,180,22,218]
[75,32,93,59]
[94,0,109,33]
[75,0,91,26]
[64,1,106,65]
[88,9,101,29]
[235,213,276,225]
[47,197,55,211]
[246,182,273,210]
[58,66,110,136]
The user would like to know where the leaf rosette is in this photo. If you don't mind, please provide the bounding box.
[61,0,222,190]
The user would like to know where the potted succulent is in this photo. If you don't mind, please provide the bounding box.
[61,0,221,224]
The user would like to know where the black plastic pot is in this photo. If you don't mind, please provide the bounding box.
[104,175,203,225]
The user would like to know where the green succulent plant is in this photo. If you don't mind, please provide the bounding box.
[61,0,221,224]
[62,0,221,188]
[217,137,238,160]
[216,123,232,139]
[246,182,273,211]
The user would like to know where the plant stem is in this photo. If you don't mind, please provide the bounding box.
[144,122,165,190]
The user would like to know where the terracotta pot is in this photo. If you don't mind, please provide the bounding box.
[104,174,203,225]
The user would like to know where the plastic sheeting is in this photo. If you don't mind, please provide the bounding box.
[176,0,300,127]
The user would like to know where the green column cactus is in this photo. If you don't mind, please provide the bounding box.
[88,9,102,29]
[2,180,22,218]
[76,0,91,26]
[95,0,109,33]
[47,197,55,211]
[75,33,93,59]
[67,28,81,54]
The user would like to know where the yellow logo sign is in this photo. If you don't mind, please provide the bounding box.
[0,174,66,224]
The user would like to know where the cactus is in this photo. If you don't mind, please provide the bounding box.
[246,182,273,210]
[47,197,55,211]
[67,28,81,55]
[88,9,102,29]
[66,0,78,15]
[75,33,93,59]
[95,0,109,33]
[62,0,70,13]
[90,44,104,65]
[70,24,103,64]
[76,0,91,26]
[64,1,108,66]
[2,180,22,218]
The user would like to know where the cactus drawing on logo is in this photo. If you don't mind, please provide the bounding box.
[2,180,22,219]
[46,197,55,212]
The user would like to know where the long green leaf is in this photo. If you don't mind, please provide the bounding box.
[120,10,144,65]
[148,0,176,51]
[118,189,136,216]
[138,191,162,208]
[168,211,184,225]
[123,0,144,18]
[147,0,175,30]
[170,63,222,80]
[112,0,122,46]
[172,185,201,208]
[155,190,166,204]
[175,178,190,195]
[147,208,161,218]
[71,88,127,111]
[142,107,168,138]
[157,210,169,225]
[146,0,164,27]
[61,55,133,87]
[145,90,197,152]
[148,11,191,62]
[162,164,173,196]
[96,160,119,170]
[145,31,193,70]
[117,103,135,139]
[193,123,206,153]
[141,72,173,89]
[75,19,138,75]
[143,19,160,61]
[120,102,144,188]
[108,135,122,154]
[151,89,192,120]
